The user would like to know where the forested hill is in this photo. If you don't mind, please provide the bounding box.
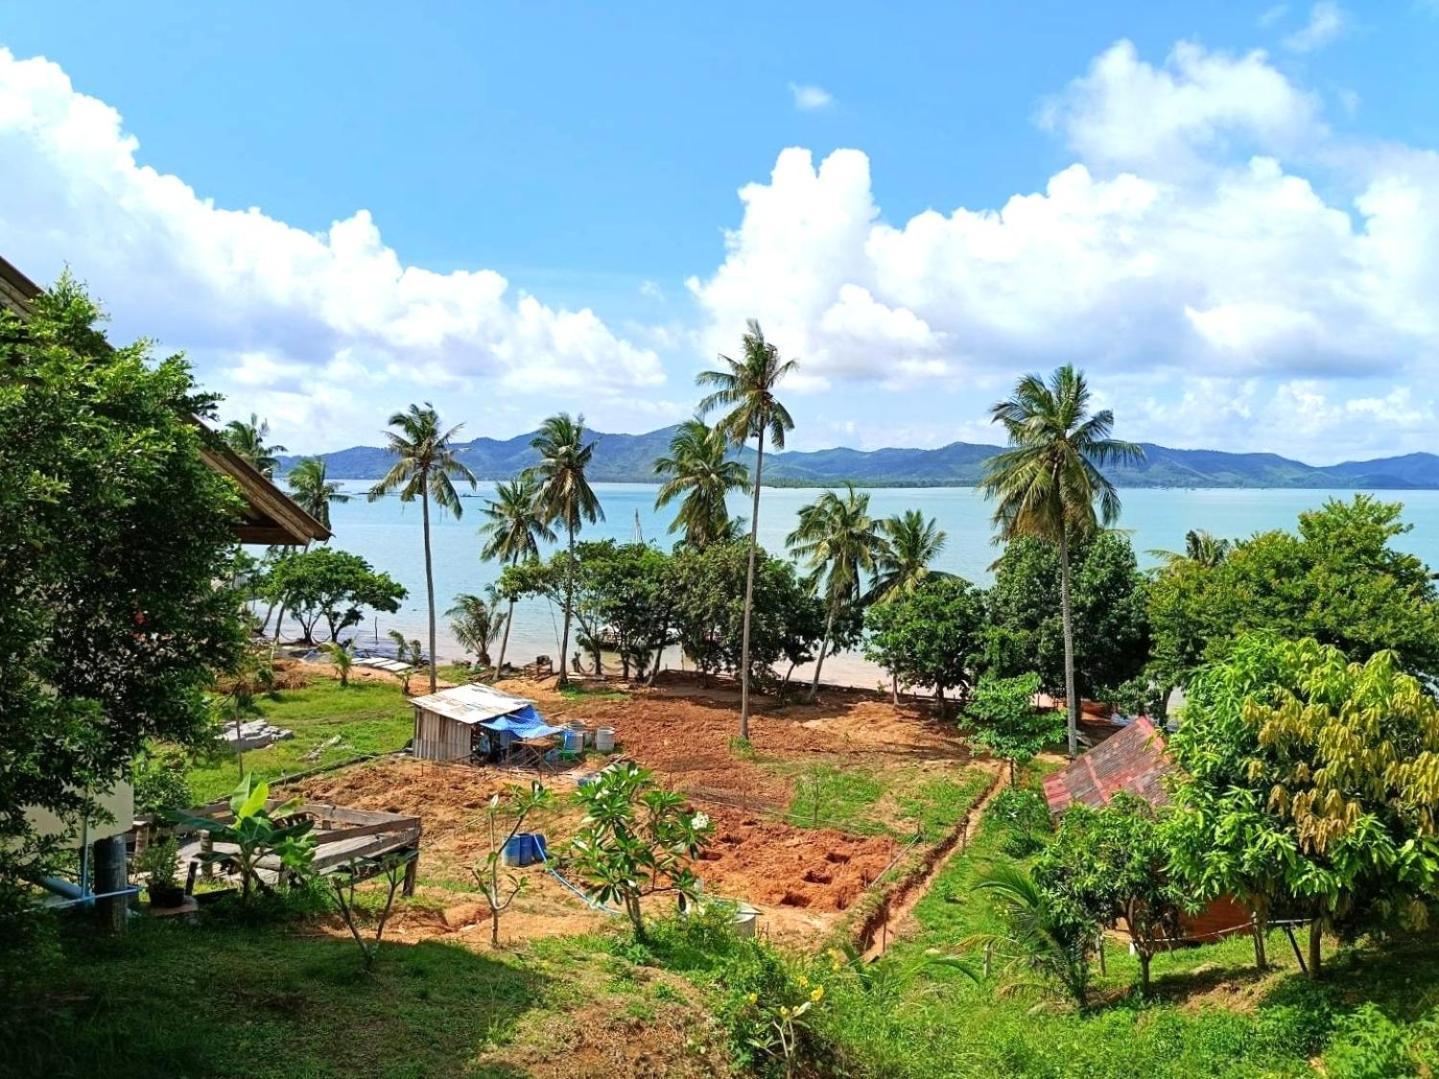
[278,427,1439,489]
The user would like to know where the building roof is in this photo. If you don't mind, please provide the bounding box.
[410,683,538,725]
[1042,716,1172,816]
[1,254,329,546]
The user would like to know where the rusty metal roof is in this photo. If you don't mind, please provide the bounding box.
[1043,716,1171,815]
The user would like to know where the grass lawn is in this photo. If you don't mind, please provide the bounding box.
[190,678,413,803]
[816,771,1439,1078]
[775,759,994,839]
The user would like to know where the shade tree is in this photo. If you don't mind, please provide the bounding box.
[862,575,987,716]
[261,547,405,643]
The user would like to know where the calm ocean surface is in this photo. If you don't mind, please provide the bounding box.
[299,483,1439,686]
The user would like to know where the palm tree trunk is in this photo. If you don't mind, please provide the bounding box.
[1059,524,1078,759]
[422,482,438,694]
[496,552,518,675]
[739,428,766,739]
[558,523,575,688]
[807,603,837,703]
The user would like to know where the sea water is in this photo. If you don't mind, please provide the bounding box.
[286,483,1439,687]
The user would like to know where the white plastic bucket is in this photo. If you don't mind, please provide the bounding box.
[595,727,615,752]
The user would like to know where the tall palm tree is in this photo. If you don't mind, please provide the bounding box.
[286,456,349,533]
[697,320,797,738]
[222,412,286,477]
[980,366,1142,757]
[787,484,885,703]
[527,413,603,688]
[653,418,751,549]
[869,509,951,603]
[368,403,477,693]
[479,474,556,674]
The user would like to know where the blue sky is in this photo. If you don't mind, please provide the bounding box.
[3,2,1439,461]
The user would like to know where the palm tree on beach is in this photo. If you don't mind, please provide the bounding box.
[981,365,1142,757]
[447,588,507,670]
[1151,528,1230,569]
[788,484,886,703]
[368,403,477,693]
[223,413,286,477]
[286,456,349,533]
[479,474,556,674]
[697,320,797,739]
[869,509,950,603]
[654,418,750,549]
[527,413,603,689]
[867,509,951,703]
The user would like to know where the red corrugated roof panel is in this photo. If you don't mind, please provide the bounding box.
[1042,716,1171,815]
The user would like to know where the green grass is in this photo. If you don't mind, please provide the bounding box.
[815,776,1439,1078]
[775,761,992,840]
[557,683,631,702]
[190,679,413,803]
[782,763,889,835]
[894,768,994,838]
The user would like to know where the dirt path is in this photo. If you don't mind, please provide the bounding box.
[862,762,1010,961]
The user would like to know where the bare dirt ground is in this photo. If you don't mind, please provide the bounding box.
[287,670,980,950]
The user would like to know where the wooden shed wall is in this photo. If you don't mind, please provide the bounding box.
[412,707,473,761]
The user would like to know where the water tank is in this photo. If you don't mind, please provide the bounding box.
[594,727,615,752]
[562,728,584,753]
[732,902,758,938]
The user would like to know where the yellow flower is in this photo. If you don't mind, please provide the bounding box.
[810,986,825,1003]
[779,1006,791,1019]
[746,992,758,1005]
[797,974,809,988]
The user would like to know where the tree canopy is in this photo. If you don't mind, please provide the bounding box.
[863,575,987,713]
[262,547,406,642]
[1,277,247,904]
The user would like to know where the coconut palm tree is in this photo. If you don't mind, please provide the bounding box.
[286,456,349,533]
[980,366,1142,757]
[1151,528,1231,569]
[869,509,951,603]
[447,588,507,670]
[368,403,477,693]
[787,484,885,703]
[966,863,1091,1009]
[697,320,797,738]
[654,418,751,549]
[478,474,556,675]
[527,413,603,688]
[222,413,287,477]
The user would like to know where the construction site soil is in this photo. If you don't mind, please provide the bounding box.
[290,671,978,948]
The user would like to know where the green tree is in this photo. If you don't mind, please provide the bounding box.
[968,863,1091,1009]
[222,412,287,477]
[965,673,1062,783]
[527,413,604,688]
[1150,528,1230,569]
[787,484,886,702]
[1033,794,1185,995]
[0,277,246,916]
[983,532,1150,707]
[578,541,676,682]
[1147,496,1439,702]
[869,509,950,602]
[1165,634,1439,980]
[981,365,1142,757]
[478,474,555,674]
[654,417,750,550]
[447,589,507,670]
[568,762,714,939]
[471,783,553,946]
[862,576,987,716]
[285,455,349,532]
[697,320,798,739]
[368,403,476,693]
[261,547,406,642]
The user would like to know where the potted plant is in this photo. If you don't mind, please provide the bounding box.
[138,835,186,908]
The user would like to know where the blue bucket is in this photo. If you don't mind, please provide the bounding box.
[502,832,548,867]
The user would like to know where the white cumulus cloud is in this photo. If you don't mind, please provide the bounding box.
[1284,2,1348,52]
[0,46,664,448]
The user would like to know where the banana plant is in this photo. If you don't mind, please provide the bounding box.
[174,774,316,901]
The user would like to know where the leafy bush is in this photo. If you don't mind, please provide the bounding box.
[132,747,195,816]
[136,836,181,890]
[1323,1004,1439,1079]
[986,787,1052,857]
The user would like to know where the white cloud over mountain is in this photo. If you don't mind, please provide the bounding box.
[3,36,1438,461]
[0,46,664,444]
[688,39,1439,459]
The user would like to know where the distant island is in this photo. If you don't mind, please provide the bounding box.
[278,425,1439,490]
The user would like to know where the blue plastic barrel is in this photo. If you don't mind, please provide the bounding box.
[502,832,549,866]
[562,729,584,753]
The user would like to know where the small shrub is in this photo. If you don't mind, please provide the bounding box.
[985,787,1052,857]
[132,747,195,816]
[136,836,180,890]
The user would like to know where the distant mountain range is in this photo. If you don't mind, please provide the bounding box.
[277,427,1439,490]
